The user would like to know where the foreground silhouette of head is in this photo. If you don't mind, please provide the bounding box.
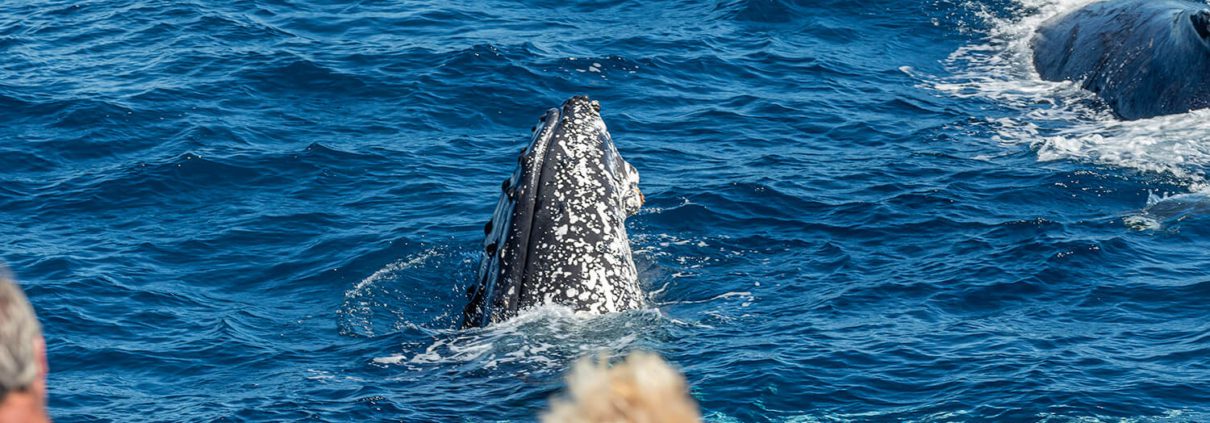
[0,272,49,423]
[462,96,645,328]
[542,352,701,423]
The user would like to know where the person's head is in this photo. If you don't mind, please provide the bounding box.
[542,351,701,423]
[0,272,48,422]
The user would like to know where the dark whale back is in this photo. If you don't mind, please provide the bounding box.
[1031,0,1210,119]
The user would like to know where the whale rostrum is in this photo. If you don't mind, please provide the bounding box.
[461,96,645,328]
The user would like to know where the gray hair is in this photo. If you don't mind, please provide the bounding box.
[0,273,42,394]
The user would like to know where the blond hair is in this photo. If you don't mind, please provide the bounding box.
[542,352,701,423]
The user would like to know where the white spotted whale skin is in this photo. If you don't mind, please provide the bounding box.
[461,96,645,328]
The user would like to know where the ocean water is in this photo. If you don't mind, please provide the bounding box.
[2,0,1209,421]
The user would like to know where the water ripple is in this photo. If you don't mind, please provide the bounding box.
[1,0,1207,421]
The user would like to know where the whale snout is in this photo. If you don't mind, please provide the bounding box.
[462,96,646,328]
[557,95,644,216]
[558,95,606,129]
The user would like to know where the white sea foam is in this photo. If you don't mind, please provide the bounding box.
[337,247,456,337]
[372,304,663,371]
[934,0,1210,191]
[347,248,441,295]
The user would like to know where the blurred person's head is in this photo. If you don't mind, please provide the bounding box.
[0,272,48,423]
[542,351,700,423]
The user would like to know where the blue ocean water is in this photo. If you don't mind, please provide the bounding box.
[2,0,1210,420]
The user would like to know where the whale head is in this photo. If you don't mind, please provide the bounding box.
[462,96,645,328]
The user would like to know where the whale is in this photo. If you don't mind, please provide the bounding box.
[461,96,645,328]
[1031,0,1210,120]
